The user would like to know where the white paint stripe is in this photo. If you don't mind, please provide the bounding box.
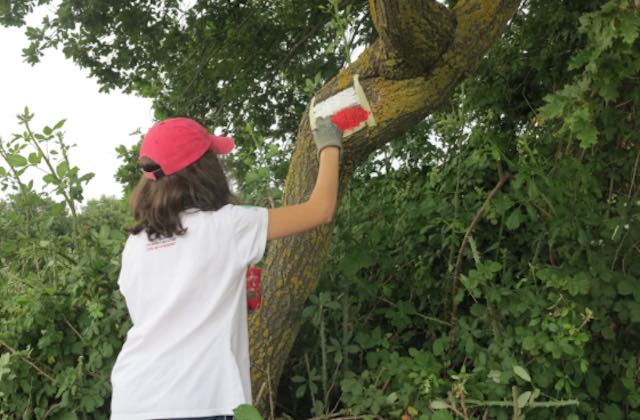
[312,86,360,119]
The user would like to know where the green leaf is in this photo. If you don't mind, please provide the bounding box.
[527,179,539,199]
[598,78,619,102]
[513,365,531,382]
[490,143,501,161]
[99,224,111,240]
[53,118,67,130]
[56,161,69,177]
[517,390,532,408]
[488,370,502,384]
[28,152,41,164]
[432,411,454,420]
[386,392,398,404]
[601,325,615,340]
[620,13,639,44]
[505,207,524,231]
[339,249,373,278]
[575,120,598,148]
[432,336,448,356]
[80,172,95,183]
[569,272,591,296]
[43,174,57,184]
[586,373,601,398]
[538,95,565,120]
[522,336,536,351]
[602,403,624,420]
[430,400,450,410]
[5,154,27,167]
[233,404,263,420]
[101,342,113,357]
[617,276,634,296]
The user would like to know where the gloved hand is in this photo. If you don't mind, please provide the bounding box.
[312,116,343,161]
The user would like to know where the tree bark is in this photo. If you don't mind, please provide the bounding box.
[248,0,522,415]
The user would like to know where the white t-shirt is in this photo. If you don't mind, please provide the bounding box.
[110,204,269,420]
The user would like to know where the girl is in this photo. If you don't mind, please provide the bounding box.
[110,116,342,420]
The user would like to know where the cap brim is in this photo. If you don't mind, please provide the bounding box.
[209,135,234,155]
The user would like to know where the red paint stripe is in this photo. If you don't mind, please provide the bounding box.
[330,106,370,132]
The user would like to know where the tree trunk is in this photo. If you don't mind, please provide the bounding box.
[248,0,522,415]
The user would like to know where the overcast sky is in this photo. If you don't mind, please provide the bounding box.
[0,21,154,203]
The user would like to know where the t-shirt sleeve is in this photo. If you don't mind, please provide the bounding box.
[230,205,269,266]
[116,237,131,292]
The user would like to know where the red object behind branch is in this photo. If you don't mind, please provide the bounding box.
[246,267,262,311]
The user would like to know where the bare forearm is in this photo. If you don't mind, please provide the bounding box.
[308,147,340,222]
[266,120,341,240]
[266,147,339,240]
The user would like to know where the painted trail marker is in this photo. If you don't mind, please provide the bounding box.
[309,74,376,137]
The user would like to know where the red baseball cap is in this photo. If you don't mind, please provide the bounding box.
[139,117,234,180]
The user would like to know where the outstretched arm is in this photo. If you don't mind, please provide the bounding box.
[267,117,342,240]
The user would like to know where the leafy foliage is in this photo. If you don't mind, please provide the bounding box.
[1,0,639,419]
[2,0,371,142]
[2,0,376,203]
[277,0,640,418]
[0,112,129,417]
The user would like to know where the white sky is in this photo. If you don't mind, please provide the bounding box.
[0,22,154,202]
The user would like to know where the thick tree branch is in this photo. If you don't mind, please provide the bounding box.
[369,0,456,73]
[249,0,522,413]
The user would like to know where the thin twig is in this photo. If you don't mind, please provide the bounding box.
[607,176,615,204]
[32,242,42,280]
[2,268,36,291]
[325,358,343,413]
[41,401,61,420]
[512,385,521,420]
[23,119,77,220]
[378,296,450,326]
[0,339,55,382]
[275,19,327,71]
[255,382,268,410]
[305,352,319,411]
[62,315,85,343]
[308,414,385,420]
[267,362,275,420]
[528,200,552,220]
[611,231,629,271]
[53,248,78,265]
[621,240,639,273]
[627,149,640,199]
[447,391,465,418]
[0,140,28,192]
[320,304,329,413]
[460,392,470,420]
[465,398,579,408]
[449,172,510,355]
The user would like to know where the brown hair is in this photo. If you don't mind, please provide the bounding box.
[128,151,235,240]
